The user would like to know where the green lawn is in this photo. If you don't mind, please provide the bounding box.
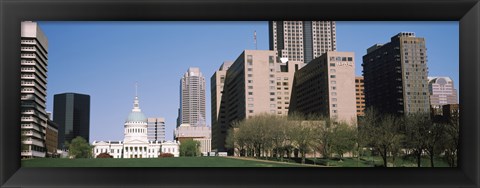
[309,156,450,167]
[21,157,309,167]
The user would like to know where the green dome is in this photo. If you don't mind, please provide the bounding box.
[126,111,147,122]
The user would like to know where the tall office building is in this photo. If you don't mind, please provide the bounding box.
[362,32,430,115]
[428,76,458,115]
[289,51,357,123]
[178,67,206,127]
[147,117,166,142]
[355,76,366,117]
[214,50,302,152]
[210,61,233,151]
[269,21,336,64]
[53,93,90,149]
[20,21,49,158]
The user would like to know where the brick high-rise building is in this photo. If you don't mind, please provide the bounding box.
[355,77,366,117]
[269,21,337,64]
[213,50,302,152]
[210,61,233,152]
[362,32,430,115]
[289,51,357,124]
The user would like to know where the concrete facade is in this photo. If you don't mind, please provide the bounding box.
[363,32,430,115]
[290,51,357,124]
[174,123,212,154]
[20,21,49,158]
[269,21,336,64]
[210,61,233,151]
[213,50,303,152]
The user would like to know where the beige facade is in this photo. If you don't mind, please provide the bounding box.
[213,50,303,152]
[355,77,365,117]
[210,61,232,151]
[290,51,357,124]
[21,21,49,158]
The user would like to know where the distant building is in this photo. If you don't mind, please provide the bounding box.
[442,104,459,121]
[178,67,206,127]
[269,21,337,64]
[213,50,302,152]
[147,118,166,142]
[53,93,90,149]
[289,51,357,124]
[92,91,179,158]
[46,119,58,157]
[362,32,430,115]
[20,21,49,158]
[210,61,233,152]
[428,76,458,115]
[355,77,366,117]
[174,124,212,154]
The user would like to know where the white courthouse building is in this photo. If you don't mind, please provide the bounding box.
[92,94,179,158]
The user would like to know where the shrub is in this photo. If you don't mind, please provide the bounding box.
[159,153,174,158]
[96,152,113,158]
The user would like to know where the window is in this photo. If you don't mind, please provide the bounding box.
[332,98,337,102]
[248,92,253,95]
[248,104,254,107]
[248,86,253,89]
[330,75,336,78]
[270,92,275,95]
[248,80,253,83]
[330,69,336,73]
[330,63,336,67]
[270,98,275,101]
[248,74,253,77]
[347,57,353,61]
[248,98,254,101]
[247,55,253,64]
[331,81,336,84]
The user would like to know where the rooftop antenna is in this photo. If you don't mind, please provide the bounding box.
[135,82,138,96]
[254,30,257,50]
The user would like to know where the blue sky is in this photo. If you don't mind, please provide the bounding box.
[37,21,459,142]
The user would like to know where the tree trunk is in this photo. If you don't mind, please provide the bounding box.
[382,147,387,167]
[301,151,306,164]
[430,152,435,167]
[416,150,421,167]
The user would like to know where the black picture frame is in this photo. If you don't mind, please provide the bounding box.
[1,0,479,187]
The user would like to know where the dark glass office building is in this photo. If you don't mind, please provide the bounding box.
[53,93,90,149]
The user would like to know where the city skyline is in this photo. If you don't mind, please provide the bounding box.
[37,21,459,142]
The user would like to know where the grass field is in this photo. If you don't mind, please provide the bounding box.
[21,157,311,167]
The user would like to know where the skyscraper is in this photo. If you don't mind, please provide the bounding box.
[289,51,357,123]
[362,32,430,115]
[214,50,302,152]
[269,21,337,64]
[53,93,90,149]
[178,67,206,127]
[147,117,166,142]
[428,76,458,115]
[20,21,49,158]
